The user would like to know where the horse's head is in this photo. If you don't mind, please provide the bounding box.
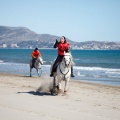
[37,57,43,65]
[62,53,72,67]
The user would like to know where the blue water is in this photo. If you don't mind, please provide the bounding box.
[0,48,120,86]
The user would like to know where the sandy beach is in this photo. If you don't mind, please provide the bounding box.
[0,73,120,120]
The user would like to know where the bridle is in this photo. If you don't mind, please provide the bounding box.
[62,55,71,68]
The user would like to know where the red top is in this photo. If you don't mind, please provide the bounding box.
[58,42,69,56]
[32,50,40,58]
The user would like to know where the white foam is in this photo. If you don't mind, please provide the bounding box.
[1,61,120,73]
[93,75,101,78]
[74,66,120,72]
[77,71,80,76]
[0,60,3,63]
[42,65,51,67]
[0,62,29,66]
[105,71,120,74]
[108,75,120,78]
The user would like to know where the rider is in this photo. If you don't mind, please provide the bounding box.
[31,48,41,68]
[50,36,74,77]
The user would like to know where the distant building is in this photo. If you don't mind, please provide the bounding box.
[2,44,7,48]
[10,44,19,48]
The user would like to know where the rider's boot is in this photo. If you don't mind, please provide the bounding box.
[71,66,75,77]
[50,73,53,77]
[50,67,54,77]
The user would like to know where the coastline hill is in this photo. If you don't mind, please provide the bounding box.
[0,26,120,49]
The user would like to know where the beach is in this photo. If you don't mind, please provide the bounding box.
[0,73,120,120]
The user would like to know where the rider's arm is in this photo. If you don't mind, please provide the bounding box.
[65,42,70,53]
[53,39,58,48]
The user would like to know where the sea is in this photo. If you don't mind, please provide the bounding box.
[0,48,120,86]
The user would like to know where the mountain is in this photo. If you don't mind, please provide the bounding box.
[0,26,75,48]
[0,26,120,49]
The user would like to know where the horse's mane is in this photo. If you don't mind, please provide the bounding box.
[64,52,72,58]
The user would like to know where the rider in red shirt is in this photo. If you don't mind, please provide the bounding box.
[31,48,41,67]
[57,40,69,56]
[50,36,74,77]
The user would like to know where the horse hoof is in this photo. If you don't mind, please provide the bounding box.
[50,88,58,96]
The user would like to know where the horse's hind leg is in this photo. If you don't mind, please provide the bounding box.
[53,77,56,87]
[30,68,32,77]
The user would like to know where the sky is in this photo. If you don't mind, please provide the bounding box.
[0,0,120,42]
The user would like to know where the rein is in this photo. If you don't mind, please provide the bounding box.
[59,64,70,80]
[59,64,70,75]
[63,54,71,68]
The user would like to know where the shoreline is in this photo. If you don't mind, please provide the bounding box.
[0,72,120,120]
[1,71,120,87]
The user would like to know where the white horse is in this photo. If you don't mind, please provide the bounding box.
[50,52,73,95]
[30,57,43,77]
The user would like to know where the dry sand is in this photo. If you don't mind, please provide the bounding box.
[0,73,120,120]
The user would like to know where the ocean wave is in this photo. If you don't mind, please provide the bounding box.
[1,61,120,72]
[74,66,120,72]
[0,60,3,63]
[105,71,120,74]
[43,65,51,67]
[73,58,79,61]
[108,75,120,78]
[0,62,29,66]
[93,75,101,78]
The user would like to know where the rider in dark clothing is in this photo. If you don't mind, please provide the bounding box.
[50,36,74,77]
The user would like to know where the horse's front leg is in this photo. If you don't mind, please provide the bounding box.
[58,80,62,90]
[64,78,69,93]
[51,77,58,95]
[36,69,40,77]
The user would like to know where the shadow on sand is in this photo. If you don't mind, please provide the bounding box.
[17,91,52,96]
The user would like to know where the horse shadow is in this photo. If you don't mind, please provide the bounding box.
[17,91,52,96]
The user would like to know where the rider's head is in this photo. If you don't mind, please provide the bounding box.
[60,36,66,43]
[35,48,38,51]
